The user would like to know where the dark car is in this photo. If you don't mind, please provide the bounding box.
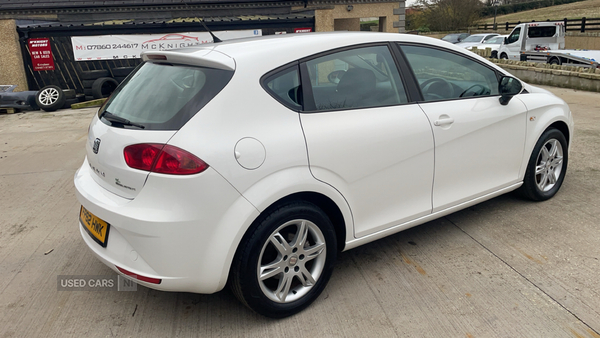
[441,33,470,44]
[0,85,38,111]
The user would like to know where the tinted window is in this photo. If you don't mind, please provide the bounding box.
[304,45,407,111]
[99,62,233,130]
[401,45,499,102]
[528,26,557,38]
[262,66,302,110]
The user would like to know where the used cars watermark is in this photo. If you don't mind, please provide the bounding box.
[57,275,137,291]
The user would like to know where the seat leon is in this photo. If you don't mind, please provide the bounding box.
[75,32,573,318]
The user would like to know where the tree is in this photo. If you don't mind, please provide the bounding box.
[416,0,483,31]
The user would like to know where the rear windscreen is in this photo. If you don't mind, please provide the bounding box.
[528,26,557,38]
[98,62,233,130]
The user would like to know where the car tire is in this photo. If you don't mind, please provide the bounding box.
[35,85,66,112]
[81,69,110,80]
[62,98,79,109]
[63,89,76,100]
[491,51,498,59]
[549,58,561,65]
[82,79,96,88]
[84,95,95,101]
[229,201,337,318]
[500,53,508,59]
[91,77,119,99]
[520,128,568,201]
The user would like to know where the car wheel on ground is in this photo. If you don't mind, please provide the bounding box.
[35,85,66,112]
[229,201,337,318]
[520,128,568,201]
[500,53,508,59]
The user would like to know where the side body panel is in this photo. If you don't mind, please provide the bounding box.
[418,97,528,212]
[300,105,435,238]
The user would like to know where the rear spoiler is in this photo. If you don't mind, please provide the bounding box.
[141,48,235,71]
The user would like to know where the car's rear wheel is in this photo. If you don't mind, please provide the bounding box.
[230,201,337,318]
[520,128,568,201]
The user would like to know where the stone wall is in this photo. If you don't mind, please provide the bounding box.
[309,2,398,33]
[491,58,600,92]
[0,19,28,91]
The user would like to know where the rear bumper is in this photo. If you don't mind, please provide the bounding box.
[74,157,259,293]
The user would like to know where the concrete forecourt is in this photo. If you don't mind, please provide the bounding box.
[0,85,599,337]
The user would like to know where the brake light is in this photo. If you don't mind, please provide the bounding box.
[147,55,167,60]
[116,266,161,284]
[123,143,208,175]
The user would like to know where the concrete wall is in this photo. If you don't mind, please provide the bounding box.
[312,2,398,33]
[0,19,28,91]
[565,33,600,50]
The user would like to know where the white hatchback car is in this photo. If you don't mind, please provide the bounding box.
[455,33,500,49]
[75,32,573,318]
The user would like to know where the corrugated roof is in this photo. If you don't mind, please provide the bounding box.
[15,14,313,28]
[0,0,293,11]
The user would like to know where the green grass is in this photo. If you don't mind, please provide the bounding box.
[481,0,600,24]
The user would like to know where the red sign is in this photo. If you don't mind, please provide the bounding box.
[294,28,312,33]
[28,38,55,71]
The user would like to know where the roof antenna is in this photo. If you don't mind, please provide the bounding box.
[181,0,222,43]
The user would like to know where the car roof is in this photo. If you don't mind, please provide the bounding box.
[141,32,502,75]
[469,33,499,37]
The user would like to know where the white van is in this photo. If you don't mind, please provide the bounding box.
[498,22,565,60]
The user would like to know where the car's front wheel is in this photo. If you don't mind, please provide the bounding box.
[520,128,568,201]
[229,201,337,318]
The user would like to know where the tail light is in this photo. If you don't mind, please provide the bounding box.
[124,143,208,175]
[116,266,161,284]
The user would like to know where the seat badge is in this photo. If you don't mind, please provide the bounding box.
[93,138,101,154]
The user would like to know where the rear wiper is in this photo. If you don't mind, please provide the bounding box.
[100,111,145,129]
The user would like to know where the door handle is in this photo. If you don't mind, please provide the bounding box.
[434,117,454,126]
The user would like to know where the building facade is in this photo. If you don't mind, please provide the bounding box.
[0,0,406,91]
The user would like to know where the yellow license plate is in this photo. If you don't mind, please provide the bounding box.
[80,206,110,247]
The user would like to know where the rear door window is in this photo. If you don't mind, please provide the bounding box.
[98,62,233,130]
[302,45,408,111]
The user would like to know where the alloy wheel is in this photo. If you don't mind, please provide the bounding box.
[38,87,60,106]
[535,138,564,192]
[257,219,327,303]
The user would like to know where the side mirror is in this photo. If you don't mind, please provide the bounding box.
[504,37,508,45]
[498,76,522,105]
